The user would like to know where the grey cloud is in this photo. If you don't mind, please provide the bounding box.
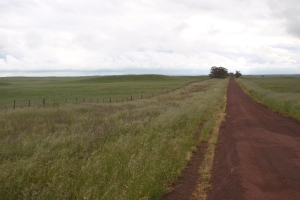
[0,0,36,12]
[173,22,189,32]
[24,31,45,49]
[0,32,8,49]
[286,20,300,38]
[211,51,268,65]
[169,0,269,20]
[207,26,221,35]
[0,53,6,59]
[268,0,300,38]
[169,0,221,12]
[272,44,299,51]
[248,56,269,64]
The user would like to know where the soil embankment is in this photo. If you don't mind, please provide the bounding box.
[208,78,300,199]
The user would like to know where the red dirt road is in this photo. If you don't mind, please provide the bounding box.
[208,78,300,200]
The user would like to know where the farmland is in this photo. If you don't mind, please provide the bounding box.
[237,76,300,120]
[0,75,228,199]
[0,75,205,109]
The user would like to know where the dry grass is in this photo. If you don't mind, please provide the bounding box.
[193,86,227,200]
[0,78,228,199]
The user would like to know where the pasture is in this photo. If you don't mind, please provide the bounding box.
[0,75,205,109]
[0,75,228,199]
[237,76,300,121]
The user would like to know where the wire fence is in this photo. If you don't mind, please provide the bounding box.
[5,80,201,110]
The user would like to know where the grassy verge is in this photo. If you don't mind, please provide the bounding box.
[0,78,228,199]
[236,76,300,121]
[193,80,228,199]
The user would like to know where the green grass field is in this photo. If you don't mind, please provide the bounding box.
[237,76,300,121]
[0,75,206,109]
[0,75,228,199]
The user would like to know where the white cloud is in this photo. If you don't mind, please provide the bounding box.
[0,0,299,76]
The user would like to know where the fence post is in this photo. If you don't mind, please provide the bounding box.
[14,100,15,110]
[110,98,111,103]
[131,96,133,101]
[43,99,45,107]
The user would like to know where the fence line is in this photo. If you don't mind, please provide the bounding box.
[6,80,202,110]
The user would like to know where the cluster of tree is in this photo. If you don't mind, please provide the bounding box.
[235,71,242,78]
[209,66,228,78]
[209,66,242,78]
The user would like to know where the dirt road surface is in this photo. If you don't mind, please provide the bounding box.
[208,78,300,200]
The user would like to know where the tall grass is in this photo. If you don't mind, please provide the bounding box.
[237,76,300,121]
[0,78,228,199]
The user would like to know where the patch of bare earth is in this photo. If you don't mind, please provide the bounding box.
[162,124,208,200]
[162,143,208,200]
[208,78,300,200]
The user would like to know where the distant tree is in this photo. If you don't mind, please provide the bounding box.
[229,72,234,77]
[209,66,228,78]
[235,70,242,78]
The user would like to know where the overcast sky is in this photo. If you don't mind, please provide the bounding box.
[1,0,300,76]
